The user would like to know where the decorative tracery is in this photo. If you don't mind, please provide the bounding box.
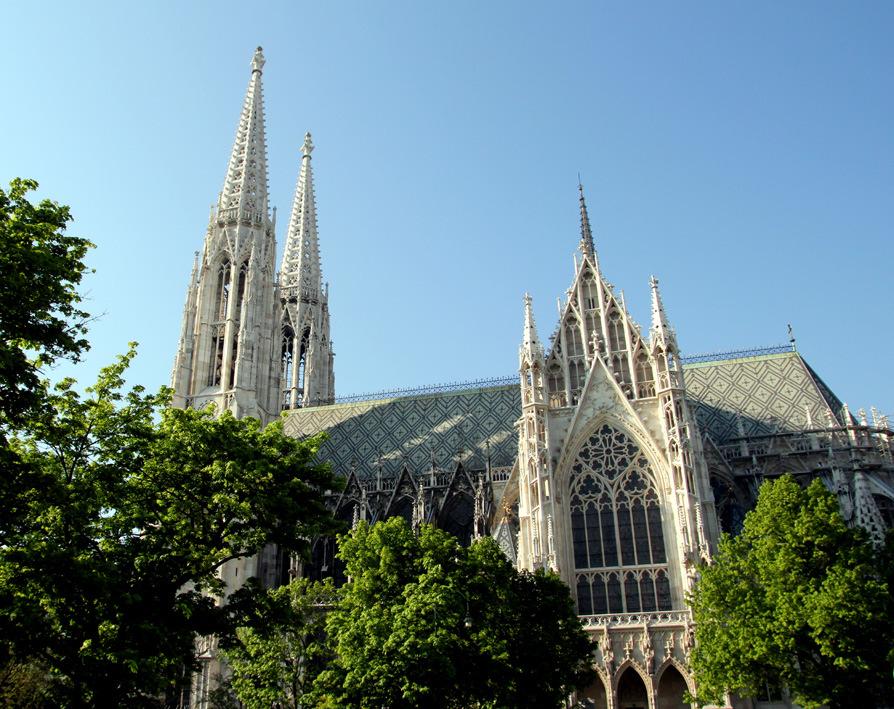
[569,424,672,614]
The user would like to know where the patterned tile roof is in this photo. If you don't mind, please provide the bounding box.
[283,351,843,474]
[681,351,841,443]
[282,384,520,477]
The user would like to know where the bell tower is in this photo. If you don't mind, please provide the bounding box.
[171,47,280,422]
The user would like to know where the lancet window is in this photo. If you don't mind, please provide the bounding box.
[547,363,566,407]
[209,325,224,387]
[635,351,654,398]
[569,424,672,615]
[235,261,248,312]
[281,325,295,409]
[215,260,231,322]
[565,318,584,358]
[607,310,625,352]
[582,275,598,311]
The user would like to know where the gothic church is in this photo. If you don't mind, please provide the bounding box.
[172,48,894,709]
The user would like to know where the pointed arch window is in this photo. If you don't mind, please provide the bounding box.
[607,310,625,352]
[582,276,598,311]
[635,351,655,398]
[216,260,231,322]
[565,318,584,358]
[281,324,295,409]
[568,424,672,615]
[235,261,248,312]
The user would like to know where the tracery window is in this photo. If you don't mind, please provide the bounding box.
[569,424,672,614]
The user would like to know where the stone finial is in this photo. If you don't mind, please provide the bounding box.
[302,131,314,157]
[251,46,265,73]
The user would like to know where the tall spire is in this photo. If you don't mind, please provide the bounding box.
[578,181,597,263]
[219,46,269,222]
[280,132,321,295]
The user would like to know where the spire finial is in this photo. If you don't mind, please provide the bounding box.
[787,323,797,351]
[302,131,314,157]
[251,46,265,73]
[577,180,597,262]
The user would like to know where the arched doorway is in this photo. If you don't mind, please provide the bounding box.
[616,666,648,709]
[578,675,608,709]
[656,664,690,709]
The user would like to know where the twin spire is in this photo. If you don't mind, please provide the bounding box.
[280,132,322,296]
[218,48,324,297]
[219,47,270,221]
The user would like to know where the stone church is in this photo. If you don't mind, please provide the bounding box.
[171,48,894,709]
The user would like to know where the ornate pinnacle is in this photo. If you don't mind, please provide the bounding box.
[302,131,314,157]
[251,46,265,73]
[521,292,544,362]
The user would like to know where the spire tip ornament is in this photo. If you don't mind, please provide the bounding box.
[251,46,265,73]
[302,131,314,157]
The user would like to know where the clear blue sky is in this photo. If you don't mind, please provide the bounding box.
[3,2,892,413]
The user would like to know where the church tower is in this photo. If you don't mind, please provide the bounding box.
[171,47,280,422]
[278,132,335,409]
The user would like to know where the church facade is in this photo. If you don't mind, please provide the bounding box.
[172,48,894,709]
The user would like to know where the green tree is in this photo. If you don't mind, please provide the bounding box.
[313,517,595,708]
[221,578,336,709]
[689,475,894,709]
[0,178,92,425]
[0,346,341,707]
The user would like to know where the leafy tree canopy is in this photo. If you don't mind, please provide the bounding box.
[0,178,92,425]
[312,517,595,709]
[0,345,341,707]
[220,577,336,709]
[690,475,894,709]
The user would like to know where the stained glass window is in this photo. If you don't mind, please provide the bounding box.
[569,424,673,614]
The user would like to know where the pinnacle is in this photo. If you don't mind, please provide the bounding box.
[252,46,265,73]
[577,181,597,262]
[302,132,314,157]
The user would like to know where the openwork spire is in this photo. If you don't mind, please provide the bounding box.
[578,181,597,263]
[219,46,269,222]
[280,132,321,295]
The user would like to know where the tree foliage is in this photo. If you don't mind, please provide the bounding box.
[690,475,894,709]
[0,178,92,425]
[312,517,595,708]
[0,345,341,706]
[221,578,335,709]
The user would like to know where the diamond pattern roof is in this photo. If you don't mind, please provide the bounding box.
[283,351,843,474]
[282,385,520,477]
[681,351,840,442]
